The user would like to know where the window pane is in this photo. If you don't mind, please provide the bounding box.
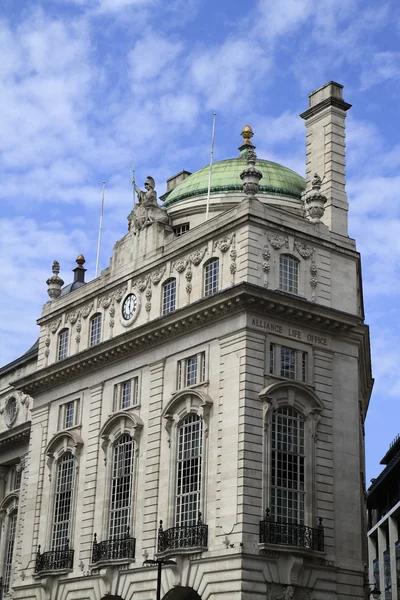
[4,512,17,591]
[52,452,75,551]
[271,407,305,525]
[173,223,190,237]
[280,347,296,379]
[109,435,134,539]
[65,401,75,428]
[186,356,198,387]
[58,330,69,361]
[279,256,299,294]
[176,414,202,527]
[204,259,219,297]
[163,279,176,315]
[90,314,102,346]
[121,380,131,409]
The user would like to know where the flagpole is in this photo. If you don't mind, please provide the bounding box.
[95,181,106,278]
[205,112,216,221]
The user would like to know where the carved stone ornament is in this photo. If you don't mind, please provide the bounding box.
[267,232,288,250]
[213,235,233,253]
[109,306,115,318]
[46,260,64,300]
[136,276,149,292]
[145,288,152,301]
[190,247,207,266]
[240,148,263,197]
[304,173,327,223]
[294,241,314,260]
[151,266,166,285]
[173,258,187,273]
[186,270,193,282]
[81,302,93,319]
[99,295,112,309]
[262,246,271,261]
[145,302,151,313]
[266,585,299,600]
[128,176,171,233]
[45,337,50,347]
[186,284,192,294]
[66,311,79,324]
[50,318,62,334]
[113,286,127,303]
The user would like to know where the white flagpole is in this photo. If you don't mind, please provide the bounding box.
[205,112,216,221]
[95,181,106,278]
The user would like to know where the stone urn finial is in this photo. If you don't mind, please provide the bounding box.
[304,173,327,223]
[46,260,64,299]
[240,133,263,198]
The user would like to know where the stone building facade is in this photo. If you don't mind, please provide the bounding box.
[0,81,372,600]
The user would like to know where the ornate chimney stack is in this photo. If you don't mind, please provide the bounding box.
[300,82,351,235]
[46,261,64,299]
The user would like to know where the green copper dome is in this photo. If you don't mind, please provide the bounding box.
[164,157,306,207]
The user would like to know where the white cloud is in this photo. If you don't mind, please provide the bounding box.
[128,35,184,86]
[360,51,400,90]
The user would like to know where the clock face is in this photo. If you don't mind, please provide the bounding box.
[122,293,138,321]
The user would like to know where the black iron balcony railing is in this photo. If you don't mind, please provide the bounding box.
[35,541,74,573]
[158,513,208,553]
[260,509,324,552]
[92,530,136,563]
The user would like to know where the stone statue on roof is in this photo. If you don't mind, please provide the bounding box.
[128,175,170,232]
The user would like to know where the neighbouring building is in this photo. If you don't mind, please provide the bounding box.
[0,81,373,600]
[367,435,400,599]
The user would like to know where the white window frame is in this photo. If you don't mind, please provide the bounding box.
[113,376,140,411]
[203,258,219,297]
[175,413,203,527]
[89,313,102,347]
[109,434,134,539]
[3,509,17,591]
[270,406,305,524]
[269,343,307,383]
[57,329,69,361]
[58,399,81,431]
[162,279,177,315]
[261,381,323,529]
[51,452,76,551]
[279,255,299,294]
[177,352,206,390]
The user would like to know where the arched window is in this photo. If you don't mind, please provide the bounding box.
[3,510,17,592]
[52,452,76,551]
[176,414,203,527]
[162,279,177,315]
[57,329,69,361]
[279,255,299,294]
[203,258,219,297]
[271,407,305,524]
[109,435,134,539]
[89,313,102,346]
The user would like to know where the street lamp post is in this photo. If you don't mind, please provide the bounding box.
[143,558,177,600]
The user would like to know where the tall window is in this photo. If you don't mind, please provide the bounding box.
[279,255,299,294]
[3,511,17,592]
[204,258,219,297]
[162,279,177,315]
[57,329,69,361]
[52,452,75,551]
[271,407,305,525]
[90,313,102,346]
[113,377,139,411]
[269,344,307,382]
[109,435,134,539]
[176,414,203,527]
[177,352,206,389]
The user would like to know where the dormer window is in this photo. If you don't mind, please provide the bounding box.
[279,255,299,294]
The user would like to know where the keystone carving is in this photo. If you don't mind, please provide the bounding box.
[66,311,79,324]
[81,302,93,319]
[267,232,288,250]
[213,235,233,253]
[50,319,61,334]
[136,276,149,292]
[190,247,207,266]
[151,266,166,285]
[173,259,187,273]
[294,241,314,260]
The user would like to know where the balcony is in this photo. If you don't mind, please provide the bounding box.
[92,531,136,564]
[35,543,74,574]
[158,514,208,554]
[259,510,324,552]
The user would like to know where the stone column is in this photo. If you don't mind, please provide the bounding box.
[300,81,351,236]
[389,515,398,599]
[377,525,386,593]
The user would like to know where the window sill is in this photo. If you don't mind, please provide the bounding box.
[263,374,313,387]
[157,545,207,558]
[174,381,209,394]
[259,542,324,556]
[90,558,135,569]
[34,568,73,578]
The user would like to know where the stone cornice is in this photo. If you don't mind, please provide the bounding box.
[13,283,365,396]
[299,96,352,120]
[0,421,31,450]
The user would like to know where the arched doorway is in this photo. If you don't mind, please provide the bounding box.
[101,596,124,600]
[162,587,202,600]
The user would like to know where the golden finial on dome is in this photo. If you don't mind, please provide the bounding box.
[76,254,86,266]
[240,125,254,146]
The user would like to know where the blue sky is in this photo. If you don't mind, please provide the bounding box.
[1,0,399,481]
